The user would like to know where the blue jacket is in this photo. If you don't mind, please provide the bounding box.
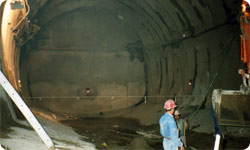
[159,113,183,148]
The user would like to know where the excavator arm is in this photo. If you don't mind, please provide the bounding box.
[211,0,250,137]
[241,0,250,75]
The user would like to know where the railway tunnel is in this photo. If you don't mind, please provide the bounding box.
[0,0,249,149]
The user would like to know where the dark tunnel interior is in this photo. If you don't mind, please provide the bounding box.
[16,0,243,116]
[1,0,250,149]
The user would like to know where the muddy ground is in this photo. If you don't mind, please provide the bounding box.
[61,117,250,150]
[1,104,249,150]
[0,117,96,150]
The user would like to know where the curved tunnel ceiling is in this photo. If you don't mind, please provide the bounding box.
[30,0,228,45]
[2,0,242,116]
[28,0,240,48]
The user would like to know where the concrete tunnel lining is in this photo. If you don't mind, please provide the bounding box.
[21,5,148,115]
[1,0,243,117]
[2,0,250,149]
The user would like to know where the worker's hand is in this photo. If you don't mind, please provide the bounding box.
[184,118,188,129]
[239,69,246,77]
[181,146,185,150]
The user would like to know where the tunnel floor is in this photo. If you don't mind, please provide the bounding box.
[60,117,250,150]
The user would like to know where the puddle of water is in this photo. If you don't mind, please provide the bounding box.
[60,117,250,150]
[60,117,153,149]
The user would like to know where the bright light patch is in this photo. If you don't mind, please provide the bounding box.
[242,4,247,12]
[245,0,250,5]
[0,0,5,5]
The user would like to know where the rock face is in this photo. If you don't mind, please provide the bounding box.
[1,0,243,116]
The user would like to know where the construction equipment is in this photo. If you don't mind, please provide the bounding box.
[212,0,250,136]
[0,70,56,150]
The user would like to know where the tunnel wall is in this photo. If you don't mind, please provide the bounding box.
[17,0,243,116]
[0,23,14,129]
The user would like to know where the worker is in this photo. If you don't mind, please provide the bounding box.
[239,69,250,86]
[159,99,184,150]
[174,110,188,147]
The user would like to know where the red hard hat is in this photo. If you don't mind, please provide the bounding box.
[164,99,177,110]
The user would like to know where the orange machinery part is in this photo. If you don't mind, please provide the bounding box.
[241,1,250,74]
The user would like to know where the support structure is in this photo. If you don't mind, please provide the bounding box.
[213,134,221,150]
[0,71,56,150]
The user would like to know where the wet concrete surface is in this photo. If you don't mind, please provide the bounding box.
[0,116,96,150]
[60,117,150,150]
[60,117,250,150]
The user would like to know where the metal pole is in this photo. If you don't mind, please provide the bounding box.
[0,71,55,150]
[213,134,221,150]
